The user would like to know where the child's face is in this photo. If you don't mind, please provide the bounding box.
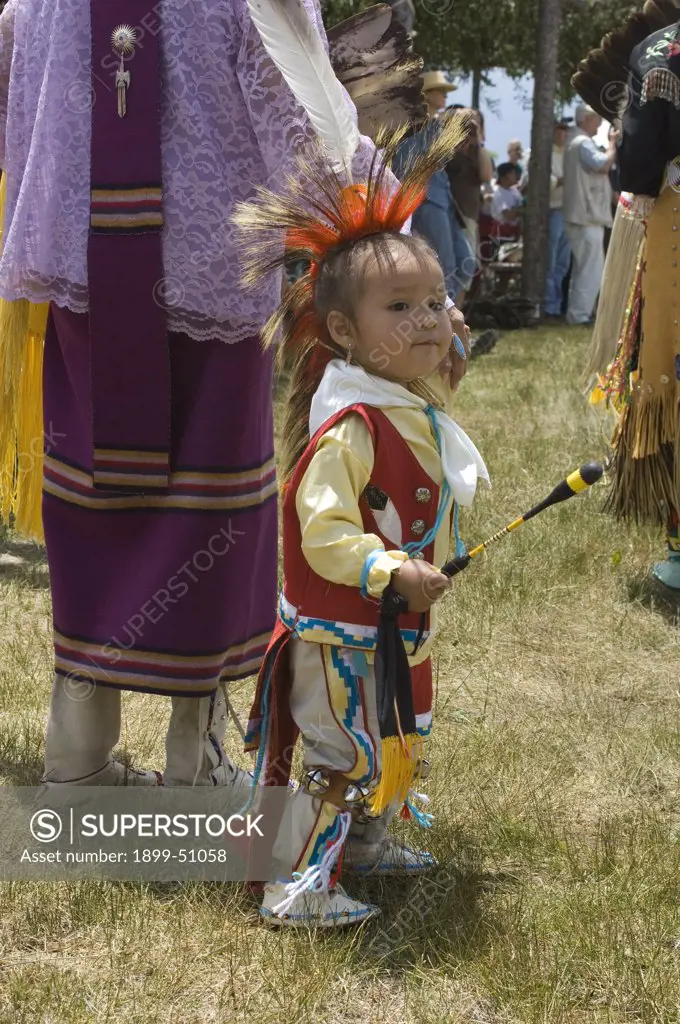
[327,244,451,383]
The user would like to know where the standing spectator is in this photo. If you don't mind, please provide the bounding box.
[447,108,494,266]
[491,163,523,224]
[394,73,475,303]
[518,152,530,194]
[543,119,572,318]
[507,139,524,178]
[562,105,617,325]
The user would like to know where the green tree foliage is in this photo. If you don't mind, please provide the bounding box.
[323,0,639,100]
[556,0,638,100]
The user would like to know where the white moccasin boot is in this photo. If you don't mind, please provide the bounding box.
[345,806,436,876]
[42,759,162,787]
[259,882,380,928]
[344,836,436,876]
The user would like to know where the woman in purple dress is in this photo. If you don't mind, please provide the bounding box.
[0,0,379,788]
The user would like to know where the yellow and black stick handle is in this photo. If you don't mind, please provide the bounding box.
[441,462,604,577]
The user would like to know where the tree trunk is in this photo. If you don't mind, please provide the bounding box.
[471,67,482,109]
[520,0,563,317]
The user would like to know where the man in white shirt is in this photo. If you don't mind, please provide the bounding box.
[562,105,617,325]
[491,163,523,224]
[544,119,572,318]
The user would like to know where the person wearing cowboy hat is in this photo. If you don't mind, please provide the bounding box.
[393,70,477,303]
[421,70,457,118]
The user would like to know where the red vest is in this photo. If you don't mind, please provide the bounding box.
[280,404,444,656]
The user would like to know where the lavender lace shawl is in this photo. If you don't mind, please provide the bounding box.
[0,0,379,342]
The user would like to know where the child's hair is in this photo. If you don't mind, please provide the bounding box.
[233,113,473,484]
[496,161,517,181]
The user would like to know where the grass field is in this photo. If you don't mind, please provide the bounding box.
[2,325,680,1023]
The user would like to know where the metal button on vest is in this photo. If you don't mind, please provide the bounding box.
[411,519,426,537]
[415,487,431,504]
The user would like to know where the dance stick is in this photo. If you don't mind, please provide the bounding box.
[441,461,604,577]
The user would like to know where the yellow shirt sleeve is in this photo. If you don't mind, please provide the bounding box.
[296,413,408,598]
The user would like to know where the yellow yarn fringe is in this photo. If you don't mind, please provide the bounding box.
[0,175,49,541]
[369,733,423,816]
[601,187,680,526]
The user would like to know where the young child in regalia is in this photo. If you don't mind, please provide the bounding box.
[234,119,490,928]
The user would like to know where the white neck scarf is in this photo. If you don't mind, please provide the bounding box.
[309,360,490,507]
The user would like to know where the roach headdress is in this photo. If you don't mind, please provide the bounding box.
[239,0,469,359]
[233,112,471,484]
[233,113,471,351]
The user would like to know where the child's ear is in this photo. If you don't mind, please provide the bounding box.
[326,310,354,351]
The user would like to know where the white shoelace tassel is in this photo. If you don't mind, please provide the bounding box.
[406,789,434,828]
[272,811,352,917]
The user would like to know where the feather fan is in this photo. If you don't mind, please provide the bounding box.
[327,5,395,76]
[246,0,360,176]
[384,0,416,37]
[328,5,426,138]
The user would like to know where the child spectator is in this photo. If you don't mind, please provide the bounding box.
[491,163,523,225]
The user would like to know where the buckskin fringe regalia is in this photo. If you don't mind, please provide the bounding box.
[574,0,680,590]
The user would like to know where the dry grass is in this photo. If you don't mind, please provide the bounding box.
[2,325,680,1023]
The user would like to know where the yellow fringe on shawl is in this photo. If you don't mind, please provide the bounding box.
[0,175,49,541]
[369,733,423,816]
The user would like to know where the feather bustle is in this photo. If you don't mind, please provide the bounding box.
[572,0,680,119]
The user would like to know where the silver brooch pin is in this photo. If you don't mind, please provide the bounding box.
[111,24,137,118]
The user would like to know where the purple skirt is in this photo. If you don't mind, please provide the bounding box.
[42,306,277,697]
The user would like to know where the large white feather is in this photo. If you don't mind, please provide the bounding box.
[246,0,361,176]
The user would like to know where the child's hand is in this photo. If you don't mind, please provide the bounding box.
[391,559,451,613]
[441,306,470,392]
